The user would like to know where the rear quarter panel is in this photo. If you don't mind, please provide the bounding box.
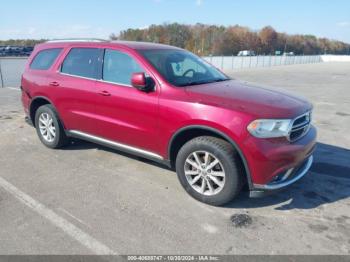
[21,47,53,115]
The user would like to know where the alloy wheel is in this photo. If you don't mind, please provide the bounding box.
[184,151,226,196]
[38,112,56,142]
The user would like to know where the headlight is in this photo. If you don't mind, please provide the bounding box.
[247,119,292,138]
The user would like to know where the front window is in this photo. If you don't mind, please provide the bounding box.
[102,49,144,86]
[139,49,229,87]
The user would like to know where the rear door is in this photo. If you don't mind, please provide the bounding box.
[51,47,102,134]
[94,48,160,153]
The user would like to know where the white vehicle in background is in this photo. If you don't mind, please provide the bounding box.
[237,50,256,56]
[283,52,295,56]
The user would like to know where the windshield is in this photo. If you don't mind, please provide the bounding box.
[139,49,229,87]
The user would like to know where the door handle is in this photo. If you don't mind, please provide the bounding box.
[98,90,111,96]
[49,81,60,87]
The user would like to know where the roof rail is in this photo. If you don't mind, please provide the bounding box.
[46,38,107,43]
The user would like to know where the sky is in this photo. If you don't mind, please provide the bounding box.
[1,0,350,43]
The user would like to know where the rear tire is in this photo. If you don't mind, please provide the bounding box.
[176,136,243,206]
[35,104,68,149]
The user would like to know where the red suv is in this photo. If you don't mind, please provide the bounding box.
[21,40,316,205]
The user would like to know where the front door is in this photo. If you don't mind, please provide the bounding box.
[95,48,160,154]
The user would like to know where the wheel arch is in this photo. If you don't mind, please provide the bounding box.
[29,96,64,128]
[168,125,253,189]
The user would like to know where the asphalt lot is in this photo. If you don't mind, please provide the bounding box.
[0,62,349,255]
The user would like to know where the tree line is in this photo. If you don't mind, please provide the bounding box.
[113,23,350,56]
[0,39,45,47]
[1,23,349,56]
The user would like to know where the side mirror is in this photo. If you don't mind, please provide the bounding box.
[131,72,154,92]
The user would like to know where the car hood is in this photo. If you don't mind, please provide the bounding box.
[184,79,312,118]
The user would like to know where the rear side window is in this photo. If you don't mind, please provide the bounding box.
[30,48,62,70]
[61,48,100,79]
[103,49,144,85]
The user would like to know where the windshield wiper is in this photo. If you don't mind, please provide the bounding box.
[178,78,230,87]
[212,78,230,82]
[177,80,208,87]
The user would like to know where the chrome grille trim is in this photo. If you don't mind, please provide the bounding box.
[288,111,312,142]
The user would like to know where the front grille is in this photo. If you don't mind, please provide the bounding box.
[288,111,311,142]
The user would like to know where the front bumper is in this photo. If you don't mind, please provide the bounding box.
[249,155,313,197]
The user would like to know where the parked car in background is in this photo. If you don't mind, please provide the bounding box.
[21,46,34,56]
[5,46,22,56]
[0,46,34,56]
[237,50,256,56]
[21,40,316,205]
[275,50,282,56]
[283,52,295,56]
[0,46,6,56]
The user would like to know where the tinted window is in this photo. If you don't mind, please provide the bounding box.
[61,48,100,79]
[103,49,144,85]
[30,48,62,70]
[170,57,206,77]
[140,49,228,87]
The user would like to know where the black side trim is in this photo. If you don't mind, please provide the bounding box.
[25,116,33,126]
[249,189,277,198]
[168,125,253,189]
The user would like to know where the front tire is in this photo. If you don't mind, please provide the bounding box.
[176,136,243,206]
[35,104,68,149]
